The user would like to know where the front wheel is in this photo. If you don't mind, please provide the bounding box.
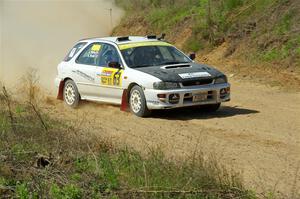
[63,80,80,108]
[129,85,151,117]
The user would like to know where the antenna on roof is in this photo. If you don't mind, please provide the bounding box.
[106,8,113,36]
[158,33,166,41]
[116,36,130,42]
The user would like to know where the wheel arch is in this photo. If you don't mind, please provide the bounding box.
[126,82,140,103]
[125,82,151,117]
[57,77,74,100]
[120,82,140,112]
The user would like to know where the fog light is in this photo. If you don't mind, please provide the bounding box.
[169,93,180,104]
[220,88,227,95]
[220,88,230,99]
[157,94,167,102]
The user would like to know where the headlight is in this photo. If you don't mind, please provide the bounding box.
[214,75,227,84]
[153,82,180,90]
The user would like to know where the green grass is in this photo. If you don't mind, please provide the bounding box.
[275,10,295,35]
[132,0,258,50]
[223,0,244,11]
[254,0,275,11]
[50,184,82,199]
[183,35,204,52]
[16,183,31,199]
[0,92,256,198]
[146,6,192,31]
[258,35,300,63]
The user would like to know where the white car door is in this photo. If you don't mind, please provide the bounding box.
[94,43,124,103]
[72,43,103,99]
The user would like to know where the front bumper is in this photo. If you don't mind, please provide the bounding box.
[144,83,230,110]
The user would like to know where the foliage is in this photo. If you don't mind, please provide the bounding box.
[114,0,300,68]
[183,35,204,52]
[0,88,255,198]
[16,183,30,199]
[50,184,82,199]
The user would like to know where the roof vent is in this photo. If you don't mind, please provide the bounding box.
[116,36,130,42]
[146,35,157,39]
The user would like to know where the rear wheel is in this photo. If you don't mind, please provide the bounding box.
[200,103,221,112]
[129,85,151,117]
[63,80,80,108]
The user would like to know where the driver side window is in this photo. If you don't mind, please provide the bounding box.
[98,44,121,67]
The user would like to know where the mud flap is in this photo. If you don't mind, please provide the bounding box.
[57,81,64,100]
[120,89,129,112]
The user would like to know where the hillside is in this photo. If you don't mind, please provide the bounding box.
[113,0,300,89]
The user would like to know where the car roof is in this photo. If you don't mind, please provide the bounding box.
[79,36,164,45]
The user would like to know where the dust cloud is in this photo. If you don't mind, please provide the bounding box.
[0,0,123,93]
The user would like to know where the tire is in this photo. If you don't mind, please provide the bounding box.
[63,80,80,108]
[200,103,221,112]
[129,85,151,117]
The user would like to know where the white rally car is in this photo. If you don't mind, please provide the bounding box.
[55,36,230,117]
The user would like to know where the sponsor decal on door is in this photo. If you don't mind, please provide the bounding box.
[99,68,123,86]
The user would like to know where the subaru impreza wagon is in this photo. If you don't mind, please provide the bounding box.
[55,36,230,117]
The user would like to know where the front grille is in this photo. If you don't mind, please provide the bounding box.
[182,79,213,87]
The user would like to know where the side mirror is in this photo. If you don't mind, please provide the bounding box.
[108,61,121,69]
[189,53,196,60]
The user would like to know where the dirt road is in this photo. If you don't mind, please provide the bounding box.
[46,77,300,196]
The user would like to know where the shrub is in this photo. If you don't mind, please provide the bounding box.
[224,0,244,11]
[16,183,30,199]
[183,35,203,52]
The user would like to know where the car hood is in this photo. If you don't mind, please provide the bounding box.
[132,62,224,82]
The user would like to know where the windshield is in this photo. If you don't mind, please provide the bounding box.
[120,45,191,68]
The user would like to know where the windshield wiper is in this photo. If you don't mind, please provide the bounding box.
[130,61,190,68]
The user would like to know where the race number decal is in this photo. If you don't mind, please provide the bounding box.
[88,44,102,58]
[99,68,123,86]
[91,44,101,52]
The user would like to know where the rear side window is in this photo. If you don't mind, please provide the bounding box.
[64,42,87,62]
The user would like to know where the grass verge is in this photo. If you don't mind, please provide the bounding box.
[0,87,255,198]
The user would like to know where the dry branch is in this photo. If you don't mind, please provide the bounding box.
[29,102,48,132]
[112,187,244,197]
[2,86,16,133]
[87,143,100,174]
[0,185,15,191]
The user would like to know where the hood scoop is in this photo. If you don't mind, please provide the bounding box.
[162,64,191,69]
